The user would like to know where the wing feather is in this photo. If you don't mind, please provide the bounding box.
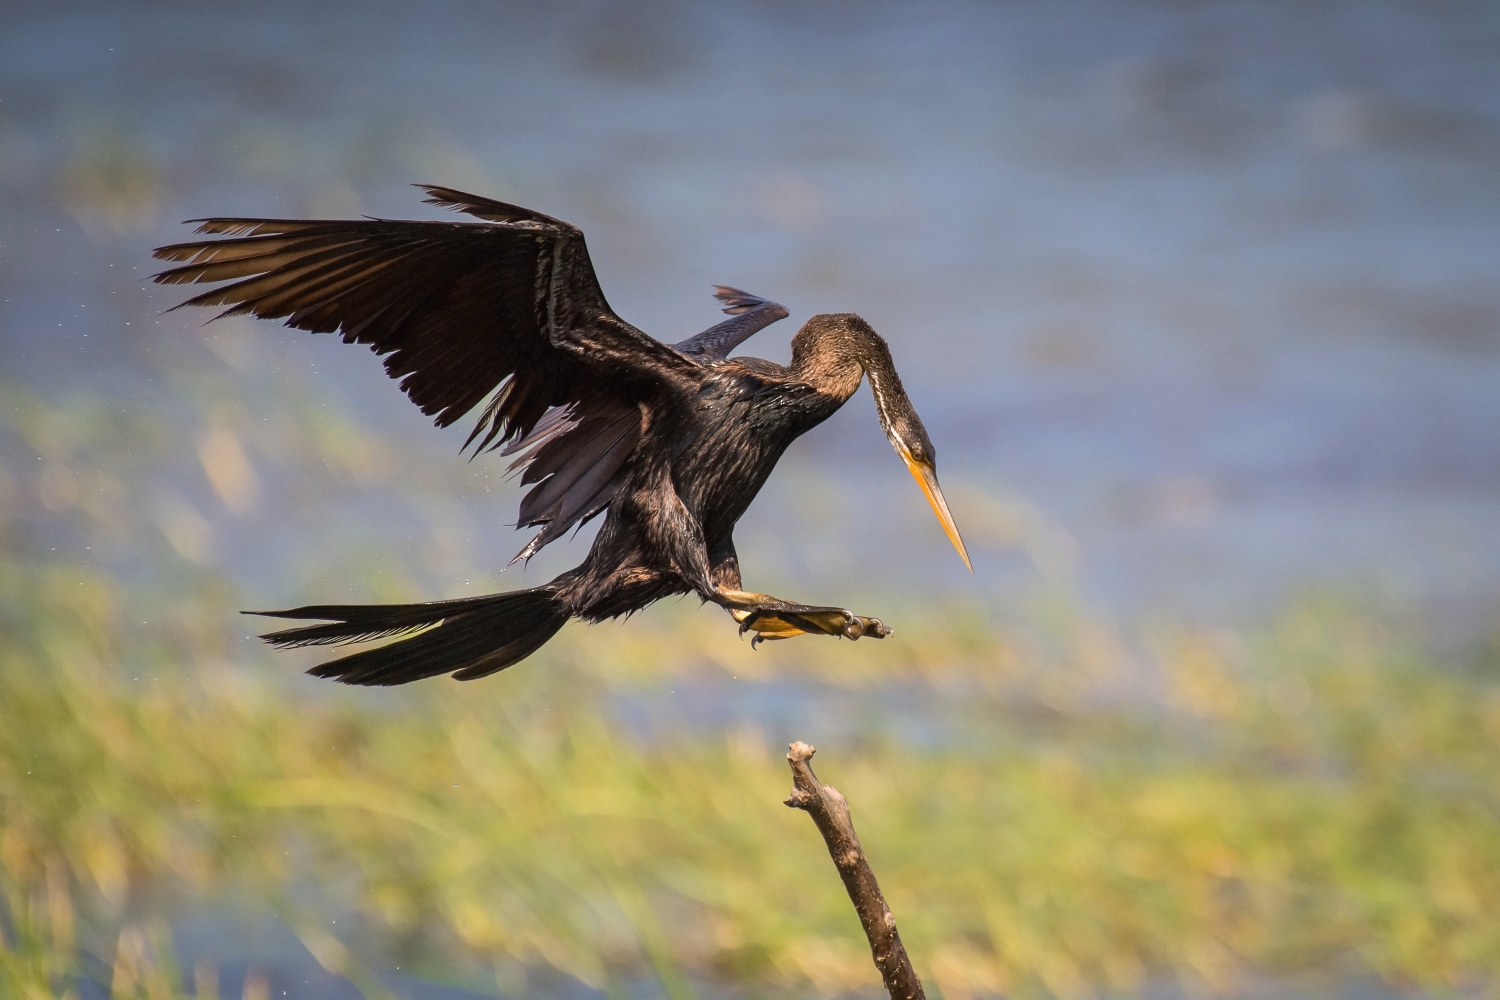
[154,188,699,445]
[154,186,706,560]
[672,285,789,360]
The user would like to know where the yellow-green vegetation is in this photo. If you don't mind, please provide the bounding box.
[3,384,1499,999]
[4,553,1500,999]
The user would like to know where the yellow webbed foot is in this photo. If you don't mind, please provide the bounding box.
[731,607,892,649]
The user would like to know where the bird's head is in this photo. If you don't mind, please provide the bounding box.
[793,314,972,572]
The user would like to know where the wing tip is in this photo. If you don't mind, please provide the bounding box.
[712,285,786,317]
[415,184,569,229]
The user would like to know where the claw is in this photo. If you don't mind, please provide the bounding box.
[736,609,764,636]
[750,632,793,650]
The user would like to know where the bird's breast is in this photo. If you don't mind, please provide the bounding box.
[670,375,846,538]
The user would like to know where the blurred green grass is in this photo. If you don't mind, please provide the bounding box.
[3,388,1500,1000]
[5,561,1500,998]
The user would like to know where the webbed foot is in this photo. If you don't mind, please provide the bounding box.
[730,604,892,649]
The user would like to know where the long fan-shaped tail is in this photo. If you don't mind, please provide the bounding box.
[247,587,571,686]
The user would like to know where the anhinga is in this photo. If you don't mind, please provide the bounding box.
[153,186,969,685]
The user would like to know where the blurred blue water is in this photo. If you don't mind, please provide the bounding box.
[3,0,1498,634]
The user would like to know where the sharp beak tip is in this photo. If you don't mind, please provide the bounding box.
[902,452,973,574]
[951,531,974,573]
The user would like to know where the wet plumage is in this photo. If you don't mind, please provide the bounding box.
[153,186,968,685]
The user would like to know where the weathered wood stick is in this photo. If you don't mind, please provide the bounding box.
[783,740,926,1000]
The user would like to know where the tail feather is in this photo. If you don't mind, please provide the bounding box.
[246,588,571,686]
[250,594,510,648]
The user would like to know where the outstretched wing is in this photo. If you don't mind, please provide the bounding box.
[672,285,790,360]
[153,185,699,453]
[153,185,705,559]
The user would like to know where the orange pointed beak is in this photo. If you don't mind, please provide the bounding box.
[896,444,972,572]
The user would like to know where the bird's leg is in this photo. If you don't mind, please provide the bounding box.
[701,540,888,647]
[713,589,892,648]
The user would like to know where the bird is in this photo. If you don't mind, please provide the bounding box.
[152,185,970,685]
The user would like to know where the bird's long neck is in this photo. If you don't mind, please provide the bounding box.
[787,314,907,434]
[788,335,867,405]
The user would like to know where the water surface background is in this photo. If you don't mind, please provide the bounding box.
[6,0,1498,629]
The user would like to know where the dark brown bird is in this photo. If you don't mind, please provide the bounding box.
[152,186,970,685]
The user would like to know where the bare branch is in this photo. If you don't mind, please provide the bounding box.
[783,741,926,1000]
